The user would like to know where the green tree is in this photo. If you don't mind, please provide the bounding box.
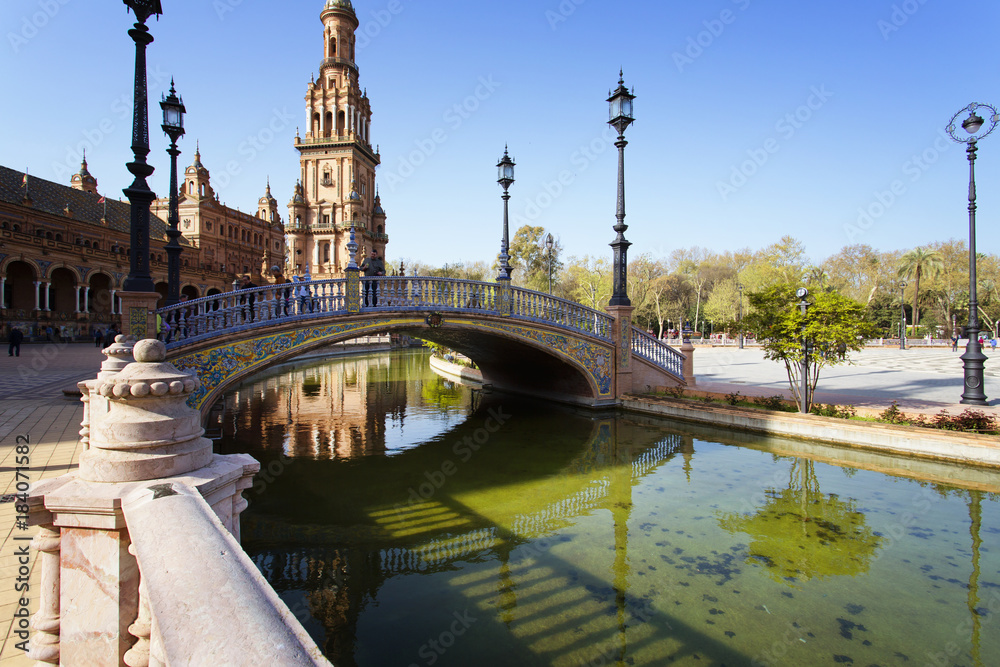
[740,285,879,412]
[508,225,563,292]
[563,255,611,309]
[897,247,944,337]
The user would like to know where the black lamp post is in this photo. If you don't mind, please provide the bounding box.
[160,79,186,306]
[946,103,999,405]
[899,280,907,350]
[497,147,515,281]
[797,288,811,413]
[545,232,554,294]
[737,283,744,349]
[121,0,163,294]
[608,71,635,307]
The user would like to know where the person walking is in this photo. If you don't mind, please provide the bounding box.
[951,335,959,352]
[93,327,104,348]
[360,249,385,307]
[9,327,23,357]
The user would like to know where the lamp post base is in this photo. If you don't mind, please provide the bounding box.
[960,339,989,405]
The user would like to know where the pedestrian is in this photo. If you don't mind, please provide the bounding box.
[359,249,385,307]
[271,265,290,316]
[951,335,958,352]
[9,327,23,357]
[104,323,118,348]
[93,327,104,348]
[160,317,172,344]
[294,275,312,313]
[240,274,258,322]
[991,338,997,352]
[45,325,53,342]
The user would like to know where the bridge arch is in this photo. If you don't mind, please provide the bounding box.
[160,277,684,418]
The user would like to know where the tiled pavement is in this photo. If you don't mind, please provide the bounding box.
[0,343,997,664]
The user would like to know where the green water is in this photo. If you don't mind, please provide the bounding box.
[216,350,1000,667]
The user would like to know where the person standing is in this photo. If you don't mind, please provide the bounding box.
[93,327,104,348]
[9,327,23,357]
[360,249,385,307]
[240,274,258,322]
[271,265,290,316]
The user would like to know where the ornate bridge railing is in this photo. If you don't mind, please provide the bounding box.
[157,277,615,347]
[631,327,685,380]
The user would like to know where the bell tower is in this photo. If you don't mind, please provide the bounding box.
[289,0,387,279]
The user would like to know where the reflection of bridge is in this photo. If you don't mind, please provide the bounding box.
[243,421,696,665]
[158,276,689,414]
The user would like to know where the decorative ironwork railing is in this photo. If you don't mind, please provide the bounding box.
[156,277,615,347]
[631,327,685,380]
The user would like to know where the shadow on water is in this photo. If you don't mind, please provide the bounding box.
[215,350,1000,667]
[235,401,755,666]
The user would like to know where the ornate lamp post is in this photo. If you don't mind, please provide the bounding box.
[608,71,635,307]
[946,103,999,405]
[737,283,744,349]
[545,232,554,294]
[496,147,515,281]
[797,288,811,413]
[121,0,163,294]
[899,281,907,350]
[160,80,186,306]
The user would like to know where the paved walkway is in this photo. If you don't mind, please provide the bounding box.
[694,346,1000,416]
[0,342,995,664]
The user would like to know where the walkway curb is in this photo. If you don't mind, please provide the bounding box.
[621,395,1000,469]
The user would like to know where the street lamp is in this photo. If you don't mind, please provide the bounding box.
[797,288,811,413]
[899,281,907,350]
[608,70,635,307]
[946,102,999,405]
[160,79,186,306]
[121,0,163,294]
[496,147,515,281]
[545,232,554,294]
[737,283,744,349]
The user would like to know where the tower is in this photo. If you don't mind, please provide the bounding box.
[70,153,99,194]
[288,0,387,278]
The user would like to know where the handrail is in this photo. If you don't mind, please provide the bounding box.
[157,277,615,347]
[122,482,331,665]
[631,327,685,380]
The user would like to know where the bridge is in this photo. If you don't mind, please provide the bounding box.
[157,274,691,415]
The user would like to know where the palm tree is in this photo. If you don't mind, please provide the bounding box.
[897,247,944,336]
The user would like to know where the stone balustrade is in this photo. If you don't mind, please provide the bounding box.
[27,337,329,665]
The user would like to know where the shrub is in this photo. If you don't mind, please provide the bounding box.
[664,386,685,399]
[811,404,857,419]
[724,391,742,406]
[751,395,788,411]
[879,401,905,424]
[931,409,997,433]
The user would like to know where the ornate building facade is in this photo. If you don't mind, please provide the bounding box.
[0,0,391,340]
[0,152,284,340]
[287,0,388,278]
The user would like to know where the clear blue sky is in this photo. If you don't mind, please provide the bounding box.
[3,0,999,269]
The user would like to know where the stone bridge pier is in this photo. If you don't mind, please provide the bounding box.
[27,338,327,665]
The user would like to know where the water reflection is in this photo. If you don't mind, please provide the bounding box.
[217,351,1000,666]
[717,459,884,583]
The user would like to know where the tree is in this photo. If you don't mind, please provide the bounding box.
[897,247,944,337]
[508,225,563,292]
[740,285,879,412]
[563,255,611,309]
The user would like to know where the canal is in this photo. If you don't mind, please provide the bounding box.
[215,349,1000,667]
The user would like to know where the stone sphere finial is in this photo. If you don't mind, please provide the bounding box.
[133,339,166,363]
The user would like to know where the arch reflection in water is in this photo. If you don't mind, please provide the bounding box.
[216,350,1000,667]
